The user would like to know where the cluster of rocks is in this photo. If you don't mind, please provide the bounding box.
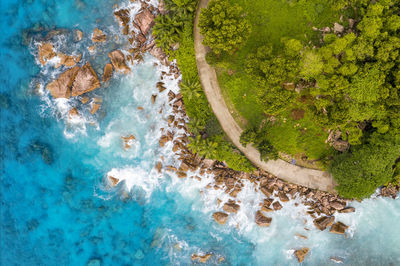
[379,182,400,199]
[37,0,170,121]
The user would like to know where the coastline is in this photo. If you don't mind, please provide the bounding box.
[24,0,400,264]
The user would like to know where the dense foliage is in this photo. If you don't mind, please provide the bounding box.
[206,0,400,198]
[198,0,251,54]
[153,0,254,172]
[329,133,400,199]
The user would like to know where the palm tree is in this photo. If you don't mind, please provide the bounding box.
[165,0,196,21]
[187,117,205,136]
[188,135,218,159]
[180,79,203,101]
[153,14,183,51]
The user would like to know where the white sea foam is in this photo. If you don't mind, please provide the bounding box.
[106,166,162,198]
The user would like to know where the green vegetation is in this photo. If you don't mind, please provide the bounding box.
[202,0,400,198]
[199,0,251,54]
[330,133,400,200]
[153,0,254,172]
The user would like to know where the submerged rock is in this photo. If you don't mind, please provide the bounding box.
[212,212,228,225]
[71,62,100,96]
[86,259,101,266]
[108,50,131,74]
[191,253,212,263]
[102,63,113,82]
[255,210,272,227]
[329,222,348,235]
[294,248,309,263]
[135,9,154,35]
[74,29,83,41]
[46,66,80,98]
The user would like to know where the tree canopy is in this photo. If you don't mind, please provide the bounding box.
[199,0,251,54]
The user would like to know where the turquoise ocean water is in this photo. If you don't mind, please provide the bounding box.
[0,0,399,265]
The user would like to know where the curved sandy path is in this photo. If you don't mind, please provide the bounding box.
[194,0,336,192]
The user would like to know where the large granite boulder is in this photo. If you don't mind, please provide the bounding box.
[212,212,228,225]
[135,9,154,35]
[255,210,272,227]
[46,66,80,98]
[71,62,100,96]
[108,50,131,74]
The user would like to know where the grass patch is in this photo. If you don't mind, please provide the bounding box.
[210,0,340,166]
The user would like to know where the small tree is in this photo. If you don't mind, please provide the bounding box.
[199,0,251,55]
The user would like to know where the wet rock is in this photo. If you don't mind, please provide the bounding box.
[121,134,135,149]
[329,222,348,235]
[380,183,399,199]
[103,63,113,82]
[135,9,154,35]
[295,233,308,240]
[261,206,273,212]
[91,28,106,42]
[55,53,78,68]
[90,103,101,115]
[114,9,130,27]
[81,96,89,104]
[255,210,272,226]
[212,212,228,225]
[330,201,346,210]
[177,171,187,178]
[137,33,146,43]
[155,161,162,173]
[38,42,56,65]
[71,62,100,96]
[223,201,240,213]
[149,46,169,66]
[330,256,344,263]
[46,66,80,98]
[191,253,212,263]
[86,258,101,266]
[68,107,80,119]
[294,248,309,263]
[313,216,335,231]
[156,81,166,92]
[272,201,282,211]
[108,50,131,74]
[151,94,157,104]
[108,175,120,186]
[260,186,273,197]
[339,207,355,213]
[74,29,83,41]
[278,192,290,202]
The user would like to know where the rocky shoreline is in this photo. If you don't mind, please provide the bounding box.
[32,0,399,264]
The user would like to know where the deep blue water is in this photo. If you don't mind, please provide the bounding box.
[1,0,400,265]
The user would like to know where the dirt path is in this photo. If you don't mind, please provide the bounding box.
[194,0,336,192]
